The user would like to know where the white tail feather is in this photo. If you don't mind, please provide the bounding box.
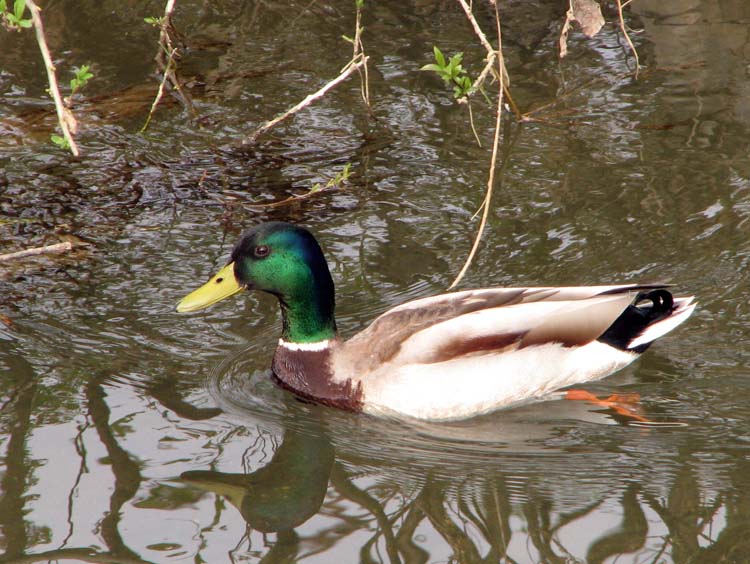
[627,298,696,350]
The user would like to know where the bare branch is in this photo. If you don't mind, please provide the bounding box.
[352,3,370,108]
[449,1,505,289]
[243,55,368,145]
[615,0,640,78]
[559,0,574,58]
[141,47,177,132]
[456,0,493,54]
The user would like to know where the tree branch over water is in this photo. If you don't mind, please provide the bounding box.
[24,0,80,155]
[449,0,506,290]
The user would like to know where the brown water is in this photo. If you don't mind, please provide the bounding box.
[1,1,749,562]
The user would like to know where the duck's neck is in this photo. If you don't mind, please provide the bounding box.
[276,269,337,344]
[271,270,364,411]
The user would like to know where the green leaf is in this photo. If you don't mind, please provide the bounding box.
[13,0,24,19]
[355,0,364,8]
[76,66,93,82]
[342,34,353,43]
[420,63,442,73]
[433,45,445,68]
[0,1,7,13]
[452,75,472,98]
[18,17,31,27]
[335,163,352,184]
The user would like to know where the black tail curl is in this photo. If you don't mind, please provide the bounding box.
[598,289,675,353]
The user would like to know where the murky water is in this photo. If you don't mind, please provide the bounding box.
[1,0,749,562]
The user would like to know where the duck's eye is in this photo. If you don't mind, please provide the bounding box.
[254,245,270,258]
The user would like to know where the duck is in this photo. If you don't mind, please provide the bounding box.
[177,222,695,421]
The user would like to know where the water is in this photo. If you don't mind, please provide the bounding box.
[1,0,749,562]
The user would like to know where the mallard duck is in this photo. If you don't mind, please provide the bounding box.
[177,222,695,421]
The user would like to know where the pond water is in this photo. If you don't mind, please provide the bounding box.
[1,0,749,562]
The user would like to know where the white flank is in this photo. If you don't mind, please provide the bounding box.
[363,341,638,421]
[278,338,332,352]
[628,299,696,350]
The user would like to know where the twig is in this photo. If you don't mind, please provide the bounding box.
[351,2,370,109]
[502,83,522,120]
[467,103,481,147]
[615,0,640,78]
[242,55,368,145]
[141,46,177,132]
[0,241,73,262]
[159,0,194,113]
[246,185,338,210]
[456,0,493,53]
[455,0,510,107]
[143,0,194,130]
[24,0,79,156]
[559,0,575,59]
[159,0,176,38]
[449,1,505,289]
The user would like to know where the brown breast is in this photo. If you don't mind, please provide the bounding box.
[271,345,364,411]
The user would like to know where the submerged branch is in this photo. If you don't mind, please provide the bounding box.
[0,241,73,262]
[24,0,80,156]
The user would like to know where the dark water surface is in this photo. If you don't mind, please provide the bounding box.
[1,1,749,562]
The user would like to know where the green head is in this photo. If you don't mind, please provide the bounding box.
[177,222,337,343]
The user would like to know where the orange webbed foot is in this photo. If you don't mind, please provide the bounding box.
[565,389,648,423]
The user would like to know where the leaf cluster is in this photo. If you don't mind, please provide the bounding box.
[70,65,93,95]
[144,16,164,27]
[0,0,32,30]
[421,46,472,98]
[50,134,70,149]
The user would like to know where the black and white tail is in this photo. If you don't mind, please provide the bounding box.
[598,289,696,353]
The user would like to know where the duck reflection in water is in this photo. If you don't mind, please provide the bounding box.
[181,426,334,560]
[176,399,702,564]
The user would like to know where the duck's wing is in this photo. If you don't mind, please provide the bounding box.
[342,284,673,369]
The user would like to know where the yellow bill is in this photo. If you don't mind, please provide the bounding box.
[176,262,244,312]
